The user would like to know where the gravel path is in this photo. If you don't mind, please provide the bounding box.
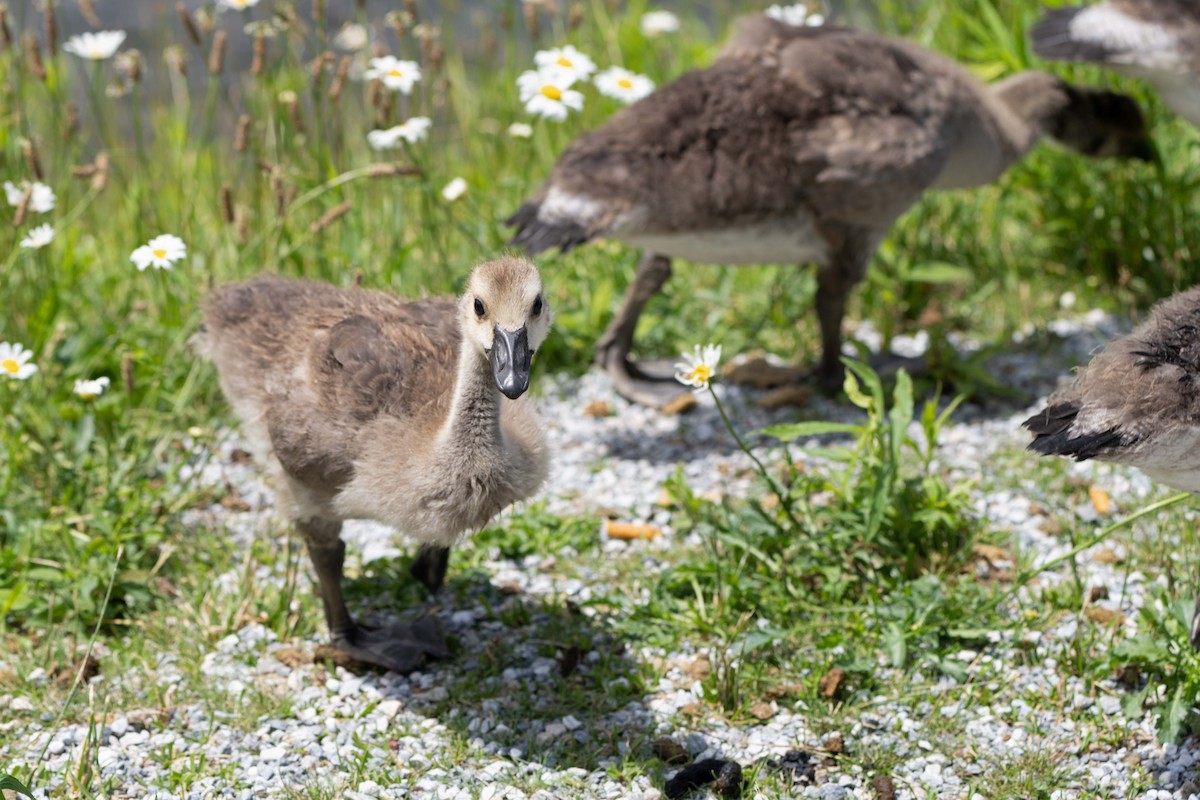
[6,310,1200,800]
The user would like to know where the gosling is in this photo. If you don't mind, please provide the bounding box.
[507,14,1153,407]
[194,258,552,672]
[1025,286,1200,648]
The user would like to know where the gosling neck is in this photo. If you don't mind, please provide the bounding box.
[989,71,1070,160]
[441,335,504,454]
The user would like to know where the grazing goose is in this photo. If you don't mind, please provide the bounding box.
[507,14,1153,407]
[1024,286,1200,647]
[194,258,552,672]
[1032,0,1200,127]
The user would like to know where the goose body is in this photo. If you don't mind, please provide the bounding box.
[1032,0,1200,126]
[508,15,1152,407]
[1024,287,1200,644]
[194,258,552,671]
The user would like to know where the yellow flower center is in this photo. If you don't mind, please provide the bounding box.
[388,69,404,78]
[153,248,167,259]
[688,364,713,384]
[540,84,563,101]
[2,359,18,374]
[556,56,573,67]
[617,77,633,89]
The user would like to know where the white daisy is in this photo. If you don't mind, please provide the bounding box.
[364,56,421,94]
[765,4,825,26]
[640,10,680,37]
[19,224,54,250]
[131,233,187,271]
[507,122,534,139]
[441,177,468,202]
[62,30,127,60]
[533,45,596,83]
[333,23,368,51]
[366,116,432,150]
[594,66,655,104]
[3,181,56,214]
[0,342,37,381]
[218,0,261,9]
[674,343,722,392]
[74,377,111,399]
[517,68,584,121]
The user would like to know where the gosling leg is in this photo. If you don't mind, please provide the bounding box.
[300,518,450,672]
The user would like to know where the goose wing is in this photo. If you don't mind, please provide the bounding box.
[268,296,461,490]
[508,22,961,252]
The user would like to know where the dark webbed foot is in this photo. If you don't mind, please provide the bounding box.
[409,545,450,594]
[598,347,691,408]
[331,617,451,673]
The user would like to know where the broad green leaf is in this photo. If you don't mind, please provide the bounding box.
[0,775,34,798]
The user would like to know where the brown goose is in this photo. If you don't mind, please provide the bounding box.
[193,258,552,671]
[507,14,1153,407]
[1025,286,1200,647]
[1032,0,1200,127]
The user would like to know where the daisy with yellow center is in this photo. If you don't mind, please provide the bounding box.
[131,233,187,271]
[517,68,585,121]
[364,55,422,95]
[19,224,54,250]
[675,344,722,392]
[218,0,261,9]
[0,342,37,381]
[594,66,656,105]
[533,45,596,83]
[74,377,111,399]
[367,116,433,150]
[62,30,126,61]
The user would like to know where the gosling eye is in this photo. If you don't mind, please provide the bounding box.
[531,296,543,317]
[474,298,486,318]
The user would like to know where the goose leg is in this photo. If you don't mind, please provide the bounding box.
[409,545,450,594]
[594,253,689,407]
[300,518,450,672]
[813,248,872,391]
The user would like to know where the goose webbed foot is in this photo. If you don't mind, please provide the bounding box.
[599,347,691,409]
[331,617,451,673]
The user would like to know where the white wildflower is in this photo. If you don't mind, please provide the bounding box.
[74,377,111,400]
[62,30,127,60]
[507,122,534,139]
[4,181,56,214]
[218,0,261,9]
[364,55,421,94]
[594,66,655,104]
[765,4,825,26]
[441,177,468,202]
[19,224,54,250]
[675,344,722,392]
[131,233,187,271]
[517,68,584,121]
[640,10,680,37]
[333,23,368,51]
[0,342,37,381]
[533,45,596,83]
[367,116,432,150]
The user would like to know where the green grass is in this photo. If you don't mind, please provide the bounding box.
[5,0,1200,795]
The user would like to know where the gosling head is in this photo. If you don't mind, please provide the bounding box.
[460,257,553,400]
[1053,84,1156,162]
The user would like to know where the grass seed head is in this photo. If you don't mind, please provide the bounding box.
[250,32,265,75]
[79,0,101,27]
[177,2,201,46]
[208,29,227,73]
[0,5,10,51]
[329,55,351,100]
[234,113,251,152]
[43,0,57,57]
[25,33,46,80]
[23,139,43,181]
[63,102,80,141]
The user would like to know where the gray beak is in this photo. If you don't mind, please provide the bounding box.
[490,325,532,400]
